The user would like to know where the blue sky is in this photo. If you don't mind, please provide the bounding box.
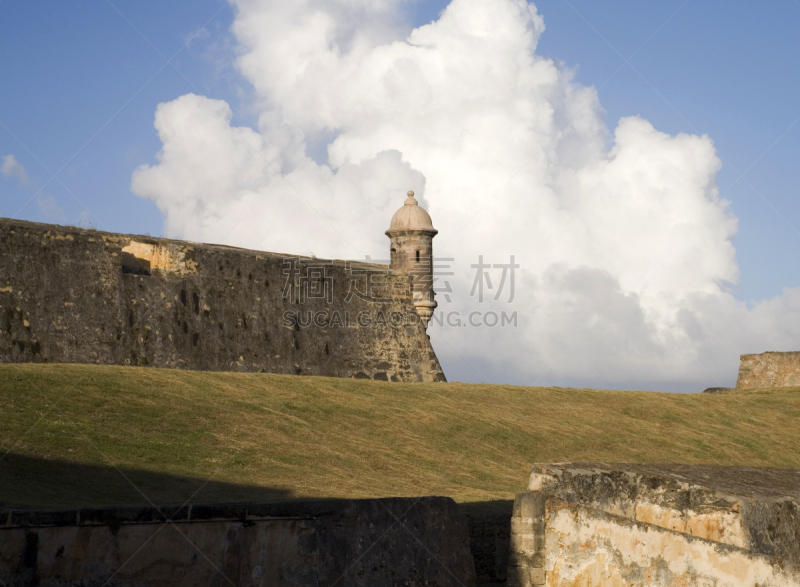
[2,1,800,391]
[2,1,797,304]
[535,2,800,305]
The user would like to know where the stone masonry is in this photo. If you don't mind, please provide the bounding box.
[0,218,445,382]
[508,463,800,586]
[386,191,438,328]
[737,351,800,389]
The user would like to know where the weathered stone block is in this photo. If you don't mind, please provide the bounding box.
[512,491,545,520]
[507,564,545,587]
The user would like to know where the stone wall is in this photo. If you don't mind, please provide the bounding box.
[0,218,445,382]
[0,497,474,586]
[737,351,800,389]
[508,463,800,586]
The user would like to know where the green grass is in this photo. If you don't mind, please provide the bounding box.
[2,363,800,509]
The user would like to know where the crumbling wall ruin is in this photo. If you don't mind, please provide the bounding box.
[0,218,445,382]
[736,351,800,389]
[508,463,800,586]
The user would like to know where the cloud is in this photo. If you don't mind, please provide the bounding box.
[131,0,800,390]
[2,154,28,183]
[36,195,67,224]
[184,26,211,47]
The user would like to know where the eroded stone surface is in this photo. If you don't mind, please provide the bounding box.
[737,351,800,389]
[0,218,445,382]
[509,463,800,586]
[542,502,798,587]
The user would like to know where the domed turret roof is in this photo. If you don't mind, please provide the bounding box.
[386,191,437,235]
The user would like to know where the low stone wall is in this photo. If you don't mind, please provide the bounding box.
[737,351,800,389]
[0,218,445,382]
[508,463,800,586]
[0,497,475,586]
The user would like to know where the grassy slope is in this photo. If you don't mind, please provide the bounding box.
[2,364,800,508]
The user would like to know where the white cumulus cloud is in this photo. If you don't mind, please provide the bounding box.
[2,154,28,183]
[131,0,800,390]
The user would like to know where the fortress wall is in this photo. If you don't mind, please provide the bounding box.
[736,351,800,389]
[512,499,798,587]
[0,498,475,587]
[0,218,445,382]
[508,464,800,587]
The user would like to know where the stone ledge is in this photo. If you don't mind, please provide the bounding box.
[0,496,451,528]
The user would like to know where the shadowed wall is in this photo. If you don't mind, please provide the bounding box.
[0,498,474,587]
